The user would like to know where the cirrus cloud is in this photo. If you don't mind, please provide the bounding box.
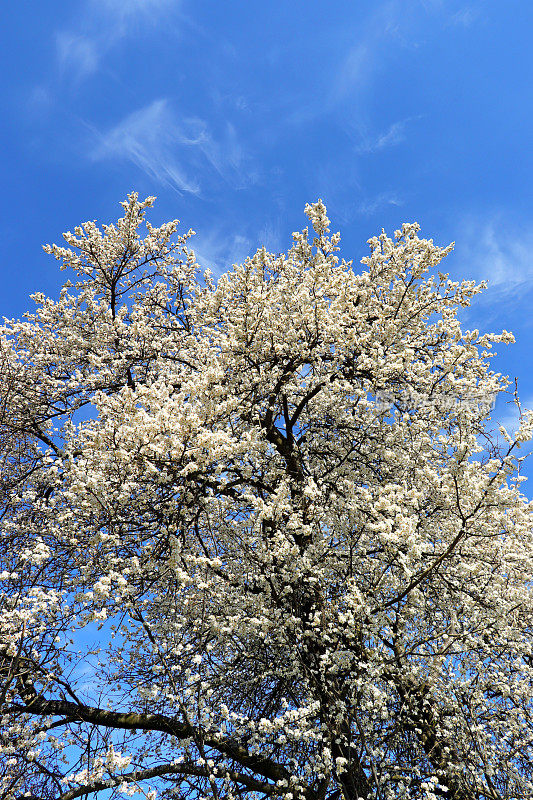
[89,98,250,196]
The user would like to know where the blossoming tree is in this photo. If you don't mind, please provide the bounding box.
[1,195,533,800]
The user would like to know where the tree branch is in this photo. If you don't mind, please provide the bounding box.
[58,762,280,800]
[7,698,311,797]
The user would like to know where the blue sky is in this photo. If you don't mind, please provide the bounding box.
[1,0,532,445]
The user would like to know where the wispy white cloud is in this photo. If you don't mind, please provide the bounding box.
[356,191,403,215]
[55,31,100,81]
[92,0,178,15]
[192,229,253,278]
[333,42,373,104]
[331,1,404,106]
[456,216,533,292]
[199,121,247,183]
[449,6,481,27]
[256,220,282,256]
[90,98,249,195]
[27,85,54,115]
[332,1,480,108]
[71,658,102,696]
[90,99,201,194]
[89,0,181,37]
[354,117,418,155]
[52,0,183,86]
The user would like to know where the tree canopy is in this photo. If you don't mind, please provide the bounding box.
[1,195,533,800]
